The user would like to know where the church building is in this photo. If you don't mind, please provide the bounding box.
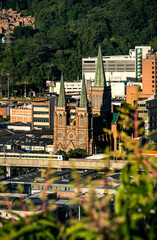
[53,46,112,154]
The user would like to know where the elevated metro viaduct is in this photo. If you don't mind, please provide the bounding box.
[0,156,127,177]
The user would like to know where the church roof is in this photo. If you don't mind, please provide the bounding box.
[58,73,65,107]
[94,45,106,87]
[80,73,87,108]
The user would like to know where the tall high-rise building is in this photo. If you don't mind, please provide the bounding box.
[135,46,151,81]
[142,53,157,95]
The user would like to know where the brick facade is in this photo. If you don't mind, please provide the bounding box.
[0,107,7,118]
[11,108,32,123]
[53,47,112,154]
[53,104,93,155]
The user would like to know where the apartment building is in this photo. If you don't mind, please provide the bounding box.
[32,102,50,129]
[32,97,56,130]
[137,95,157,134]
[142,53,157,95]
[135,46,151,81]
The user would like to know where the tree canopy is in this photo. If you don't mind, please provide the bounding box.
[0,0,157,93]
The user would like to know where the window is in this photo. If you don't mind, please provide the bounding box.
[80,115,84,126]
[92,95,95,107]
[57,132,63,138]
[84,61,95,63]
[99,96,102,106]
[96,95,98,107]
[79,133,84,140]
[152,71,154,74]
[152,76,155,79]
[69,133,74,139]
[152,67,154,69]
[58,114,62,125]
[152,85,154,88]
[152,81,154,83]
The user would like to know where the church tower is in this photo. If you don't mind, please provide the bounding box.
[89,45,111,121]
[75,74,93,155]
[53,73,67,153]
[88,45,112,153]
[53,73,93,154]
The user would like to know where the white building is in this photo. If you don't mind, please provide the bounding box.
[49,81,82,94]
[82,46,151,82]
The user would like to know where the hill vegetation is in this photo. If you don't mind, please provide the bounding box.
[0,0,157,93]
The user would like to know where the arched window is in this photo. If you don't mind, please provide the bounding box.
[58,114,63,125]
[99,96,102,106]
[96,95,98,107]
[80,115,84,126]
[92,95,95,107]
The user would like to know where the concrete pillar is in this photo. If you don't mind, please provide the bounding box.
[6,166,11,177]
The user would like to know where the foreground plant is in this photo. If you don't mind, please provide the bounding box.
[1,104,157,239]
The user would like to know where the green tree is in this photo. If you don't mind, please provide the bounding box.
[67,148,87,158]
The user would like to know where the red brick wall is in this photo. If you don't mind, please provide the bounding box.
[0,107,7,118]
[11,108,32,123]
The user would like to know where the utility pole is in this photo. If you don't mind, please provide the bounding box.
[19,89,22,99]
[78,205,81,221]
[24,81,26,98]
[7,73,9,99]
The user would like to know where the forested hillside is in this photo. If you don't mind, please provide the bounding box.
[0,0,157,92]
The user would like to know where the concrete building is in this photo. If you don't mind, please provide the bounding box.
[110,81,126,99]
[32,97,56,130]
[7,122,31,131]
[126,52,157,106]
[142,53,157,95]
[137,95,157,134]
[50,80,126,99]
[10,104,32,124]
[135,46,151,81]
[82,54,135,82]
[82,46,151,82]
[49,81,82,94]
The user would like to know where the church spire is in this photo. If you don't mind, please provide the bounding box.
[94,45,106,87]
[58,72,65,107]
[80,73,87,108]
